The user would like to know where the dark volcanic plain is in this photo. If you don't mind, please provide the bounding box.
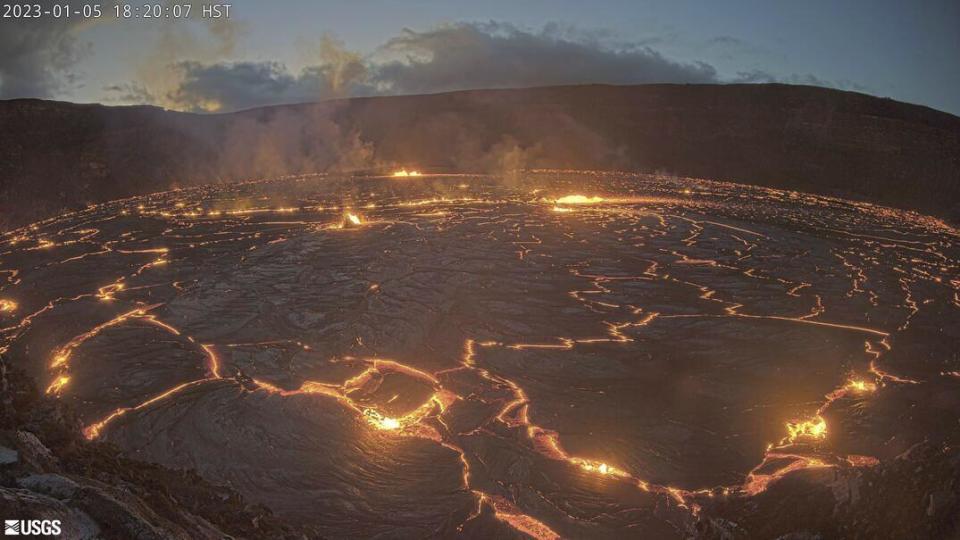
[1,171,958,538]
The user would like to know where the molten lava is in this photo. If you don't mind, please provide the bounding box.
[555,195,605,204]
[571,458,626,477]
[46,375,70,395]
[3,172,955,538]
[785,415,828,443]
[363,409,402,430]
[338,212,364,228]
[844,378,877,393]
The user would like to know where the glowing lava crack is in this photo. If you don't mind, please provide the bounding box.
[2,171,957,538]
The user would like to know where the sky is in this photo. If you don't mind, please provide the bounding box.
[2,0,958,114]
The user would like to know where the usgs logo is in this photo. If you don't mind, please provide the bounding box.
[4,519,61,536]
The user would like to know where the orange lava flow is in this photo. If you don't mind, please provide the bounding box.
[229,346,568,537]
[52,307,223,436]
[334,211,365,229]
[247,359,450,441]
[200,344,222,378]
[784,415,828,443]
[455,338,708,516]
[480,494,562,540]
[779,374,879,446]
[432,259,907,529]
[555,194,605,205]
[24,181,947,538]
[83,380,209,440]
[742,452,831,496]
[869,359,921,384]
[45,375,70,395]
[46,306,160,394]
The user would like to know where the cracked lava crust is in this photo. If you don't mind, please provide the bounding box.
[1,171,958,538]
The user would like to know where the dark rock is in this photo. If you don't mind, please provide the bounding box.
[0,445,17,465]
[927,489,956,517]
[16,474,80,499]
[0,487,101,539]
[14,431,58,472]
[0,361,319,539]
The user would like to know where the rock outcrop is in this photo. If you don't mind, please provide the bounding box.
[0,354,317,539]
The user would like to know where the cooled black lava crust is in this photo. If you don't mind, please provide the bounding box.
[2,172,958,538]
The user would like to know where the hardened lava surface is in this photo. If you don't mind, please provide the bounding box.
[2,172,959,538]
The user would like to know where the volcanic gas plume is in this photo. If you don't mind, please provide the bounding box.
[1,171,958,538]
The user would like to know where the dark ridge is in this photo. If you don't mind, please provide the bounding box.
[2,83,958,230]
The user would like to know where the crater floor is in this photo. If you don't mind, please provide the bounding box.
[2,172,958,538]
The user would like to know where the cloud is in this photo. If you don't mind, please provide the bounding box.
[707,36,745,47]
[156,22,718,112]
[132,33,370,112]
[110,21,869,113]
[731,69,872,93]
[165,57,374,112]
[168,61,316,112]
[0,3,89,98]
[369,22,718,94]
[126,17,246,110]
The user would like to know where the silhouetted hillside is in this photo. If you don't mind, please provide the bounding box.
[2,84,958,229]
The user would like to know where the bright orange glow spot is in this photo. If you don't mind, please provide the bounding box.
[571,458,625,477]
[0,299,16,313]
[555,195,604,204]
[845,378,877,393]
[46,375,70,395]
[50,353,69,368]
[744,452,830,495]
[481,493,562,540]
[392,169,422,177]
[335,212,366,229]
[363,409,402,430]
[97,282,125,301]
[785,415,827,443]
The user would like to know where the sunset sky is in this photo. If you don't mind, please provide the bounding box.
[2,0,958,114]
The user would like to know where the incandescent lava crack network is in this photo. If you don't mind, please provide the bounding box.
[1,171,959,538]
